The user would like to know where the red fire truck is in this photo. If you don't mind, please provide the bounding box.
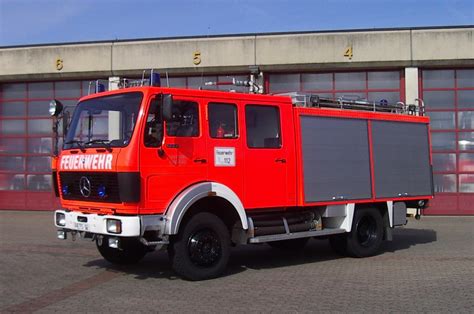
[51,75,433,280]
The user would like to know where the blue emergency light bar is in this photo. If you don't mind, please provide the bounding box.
[95,81,105,93]
[150,72,161,87]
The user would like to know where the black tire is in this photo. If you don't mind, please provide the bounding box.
[267,237,309,250]
[96,236,147,265]
[168,212,230,281]
[329,234,348,256]
[346,208,383,257]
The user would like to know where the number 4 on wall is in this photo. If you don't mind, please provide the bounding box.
[344,46,353,60]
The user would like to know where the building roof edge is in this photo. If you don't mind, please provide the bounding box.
[1,25,473,49]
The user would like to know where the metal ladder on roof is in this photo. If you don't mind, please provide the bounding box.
[278,92,424,116]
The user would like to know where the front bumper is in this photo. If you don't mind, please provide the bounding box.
[54,210,166,238]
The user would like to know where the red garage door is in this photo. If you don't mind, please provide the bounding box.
[0,81,101,210]
[422,69,474,215]
[0,75,247,211]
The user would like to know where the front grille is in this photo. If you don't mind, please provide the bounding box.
[59,172,121,203]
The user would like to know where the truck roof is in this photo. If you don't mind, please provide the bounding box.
[78,86,293,104]
[77,86,429,123]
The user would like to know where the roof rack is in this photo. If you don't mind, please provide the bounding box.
[203,77,262,94]
[278,92,424,116]
[86,70,161,95]
[118,69,161,89]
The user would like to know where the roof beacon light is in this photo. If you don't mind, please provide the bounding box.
[88,80,107,95]
[95,81,105,93]
[150,71,161,87]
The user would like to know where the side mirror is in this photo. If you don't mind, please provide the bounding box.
[162,94,173,122]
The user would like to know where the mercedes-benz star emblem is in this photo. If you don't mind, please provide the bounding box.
[79,176,91,198]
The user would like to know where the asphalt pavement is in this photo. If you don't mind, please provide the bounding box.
[0,210,473,313]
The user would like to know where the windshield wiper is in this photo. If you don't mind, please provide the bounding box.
[65,140,86,152]
[85,139,112,152]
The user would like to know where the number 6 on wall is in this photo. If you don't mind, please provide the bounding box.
[56,58,64,71]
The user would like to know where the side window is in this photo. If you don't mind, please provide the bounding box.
[144,97,162,147]
[245,105,281,148]
[166,100,199,137]
[208,103,238,139]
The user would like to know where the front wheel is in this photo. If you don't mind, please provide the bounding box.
[96,236,147,265]
[346,208,384,257]
[168,212,230,281]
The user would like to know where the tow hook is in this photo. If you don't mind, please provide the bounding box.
[97,235,103,246]
[415,207,421,220]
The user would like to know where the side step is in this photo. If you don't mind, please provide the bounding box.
[249,228,346,244]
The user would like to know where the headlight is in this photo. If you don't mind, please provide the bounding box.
[49,99,63,117]
[56,212,66,226]
[106,219,122,234]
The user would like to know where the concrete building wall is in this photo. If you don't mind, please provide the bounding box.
[412,28,474,63]
[405,67,419,105]
[256,30,412,68]
[1,26,472,82]
[0,43,113,81]
[112,36,256,74]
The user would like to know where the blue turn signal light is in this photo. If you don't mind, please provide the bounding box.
[98,185,107,198]
[62,185,70,195]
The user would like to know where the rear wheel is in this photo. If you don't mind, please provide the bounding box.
[168,212,230,281]
[268,238,309,250]
[346,208,383,257]
[96,236,147,265]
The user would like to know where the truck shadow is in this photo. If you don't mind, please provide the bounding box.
[384,227,437,252]
[228,227,437,272]
[83,227,436,280]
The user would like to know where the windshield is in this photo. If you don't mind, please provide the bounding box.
[64,92,143,150]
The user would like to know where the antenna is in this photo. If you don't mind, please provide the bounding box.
[141,70,147,86]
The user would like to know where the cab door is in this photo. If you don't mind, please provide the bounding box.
[206,101,244,199]
[140,94,207,214]
[243,104,293,209]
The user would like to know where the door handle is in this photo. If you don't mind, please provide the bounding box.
[275,158,286,163]
[194,158,207,163]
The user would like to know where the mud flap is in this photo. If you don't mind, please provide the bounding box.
[383,210,393,241]
[384,225,393,241]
